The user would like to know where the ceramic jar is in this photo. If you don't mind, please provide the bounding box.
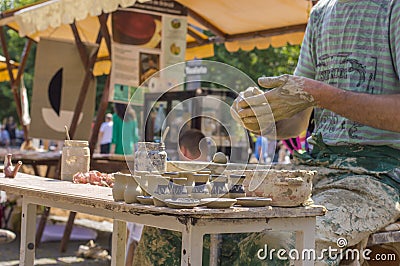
[210,174,229,198]
[228,174,246,199]
[61,140,90,181]
[191,174,210,200]
[124,175,142,204]
[134,142,167,173]
[112,173,128,201]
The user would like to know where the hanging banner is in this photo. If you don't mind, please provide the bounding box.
[30,38,97,141]
[110,0,187,104]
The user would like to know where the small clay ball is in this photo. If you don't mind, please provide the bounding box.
[212,152,227,164]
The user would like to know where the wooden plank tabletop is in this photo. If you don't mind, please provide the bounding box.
[0,173,326,219]
[4,151,133,162]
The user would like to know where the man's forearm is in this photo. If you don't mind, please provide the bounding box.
[304,79,400,133]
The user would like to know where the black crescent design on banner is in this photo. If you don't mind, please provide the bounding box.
[48,68,63,116]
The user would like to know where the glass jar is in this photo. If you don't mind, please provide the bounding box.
[61,140,90,181]
[134,142,167,173]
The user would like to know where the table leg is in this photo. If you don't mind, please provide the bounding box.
[32,164,41,177]
[60,211,76,252]
[20,199,37,266]
[181,225,204,266]
[111,220,127,266]
[35,206,50,247]
[209,234,221,266]
[294,217,316,266]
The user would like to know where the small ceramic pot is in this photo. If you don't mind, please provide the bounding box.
[112,173,128,201]
[124,175,142,204]
[210,174,229,198]
[153,176,171,207]
[228,174,246,199]
[170,177,188,199]
[135,171,150,196]
[145,174,163,197]
[191,174,210,200]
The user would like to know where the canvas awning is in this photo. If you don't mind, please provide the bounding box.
[179,0,311,52]
[0,55,18,82]
[0,0,312,75]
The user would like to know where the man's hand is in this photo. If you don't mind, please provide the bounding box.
[231,75,315,135]
[230,86,274,135]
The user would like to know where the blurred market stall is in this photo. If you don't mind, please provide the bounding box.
[0,0,317,253]
[0,0,315,149]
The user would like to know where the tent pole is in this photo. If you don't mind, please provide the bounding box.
[15,39,33,141]
[88,13,112,156]
[67,22,100,139]
[0,26,15,85]
[89,73,111,155]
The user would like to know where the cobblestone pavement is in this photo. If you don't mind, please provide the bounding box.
[0,230,112,266]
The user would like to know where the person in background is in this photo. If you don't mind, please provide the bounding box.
[98,113,113,154]
[111,103,139,155]
[178,128,208,161]
[253,136,269,163]
[15,126,24,146]
[5,116,16,147]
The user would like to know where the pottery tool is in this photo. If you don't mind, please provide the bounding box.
[65,125,71,140]
[161,126,170,144]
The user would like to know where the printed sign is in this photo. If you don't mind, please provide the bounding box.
[30,38,97,140]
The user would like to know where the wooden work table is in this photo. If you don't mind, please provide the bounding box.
[0,173,326,266]
[4,151,132,176]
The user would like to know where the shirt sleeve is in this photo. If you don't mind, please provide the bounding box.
[294,8,317,79]
[99,123,105,133]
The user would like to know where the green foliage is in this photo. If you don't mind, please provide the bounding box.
[207,43,301,87]
[0,0,41,11]
[0,0,40,121]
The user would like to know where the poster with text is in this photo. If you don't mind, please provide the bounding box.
[110,0,187,104]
